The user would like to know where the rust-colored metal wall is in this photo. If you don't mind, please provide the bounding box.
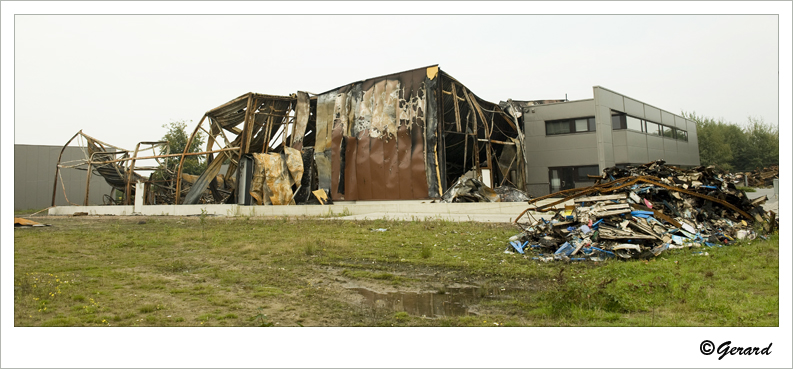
[316,67,437,200]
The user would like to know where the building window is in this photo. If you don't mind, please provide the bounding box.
[612,113,626,130]
[545,117,596,135]
[612,110,689,141]
[549,165,600,193]
[676,129,688,142]
[575,165,600,181]
[626,116,643,132]
[661,125,675,139]
[646,121,660,136]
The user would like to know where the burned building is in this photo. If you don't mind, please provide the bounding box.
[53,65,528,206]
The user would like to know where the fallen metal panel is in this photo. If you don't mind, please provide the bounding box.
[183,154,225,204]
[263,153,293,205]
[250,153,271,205]
[314,150,332,197]
[292,91,310,150]
[284,147,304,185]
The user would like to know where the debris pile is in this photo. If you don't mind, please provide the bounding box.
[726,166,779,188]
[442,173,531,203]
[509,160,777,262]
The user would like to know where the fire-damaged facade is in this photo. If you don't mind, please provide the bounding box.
[52,65,529,206]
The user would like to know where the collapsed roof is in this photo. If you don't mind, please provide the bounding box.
[54,65,531,206]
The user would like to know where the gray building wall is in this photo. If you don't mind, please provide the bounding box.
[523,99,598,196]
[15,144,114,210]
[521,86,700,197]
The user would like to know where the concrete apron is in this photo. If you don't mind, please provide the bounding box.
[46,199,571,223]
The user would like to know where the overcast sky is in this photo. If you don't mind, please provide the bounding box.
[11,13,781,151]
[3,2,791,369]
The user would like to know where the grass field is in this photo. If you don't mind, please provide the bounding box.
[13,215,779,327]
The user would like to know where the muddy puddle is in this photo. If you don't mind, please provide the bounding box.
[348,285,518,317]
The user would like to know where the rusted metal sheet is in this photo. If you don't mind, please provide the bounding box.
[424,74,440,197]
[383,136,399,200]
[284,147,304,186]
[315,66,436,200]
[330,106,345,200]
[314,93,334,196]
[292,91,310,150]
[182,153,224,205]
[369,136,386,199]
[396,125,413,200]
[263,153,292,205]
[355,134,372,200]
[250,153,270,205]
[343,137,358,200]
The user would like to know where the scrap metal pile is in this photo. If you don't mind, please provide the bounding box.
[726,166,779,188]
[509,160,777,262]
[441,172,531,203]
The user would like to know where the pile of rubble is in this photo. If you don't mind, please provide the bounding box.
[508,160,777,262]
[726,166,779,188]
[441,172,531,203]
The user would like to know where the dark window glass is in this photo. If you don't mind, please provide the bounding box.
[546,120,571,135]
[661,125,675,139]
[612,114,626,130]
[676,129,688,142]
[576,165,600,181]
[626,116,642,131]
[546,116,596,135]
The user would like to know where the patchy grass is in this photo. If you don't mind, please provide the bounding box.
[13,216,778,326]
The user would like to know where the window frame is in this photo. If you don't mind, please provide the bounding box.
[545,116,597,136]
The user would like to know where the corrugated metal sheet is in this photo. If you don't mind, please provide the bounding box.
[316,67,435,200]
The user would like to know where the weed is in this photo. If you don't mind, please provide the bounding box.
[420,246,432,259]
[304,243,317,256]
[393,311,410,323]
[253,307,274,327]
[199,208,208,239]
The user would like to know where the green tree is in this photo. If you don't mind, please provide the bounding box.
[153,120,206,182]
[683,111,778,172]
[683,112,734,171]
[737,116,779,171]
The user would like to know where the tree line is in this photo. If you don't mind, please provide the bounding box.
[682,112,779,172]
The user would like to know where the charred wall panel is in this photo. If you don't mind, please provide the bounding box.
[383,137,400,200]
[316,67,436,201]
[396,125,413,200]
[314,94,334,195]
[344,137,358,200]
[369,136,386,199]
[355,134,373,200]
[424,74,440,198]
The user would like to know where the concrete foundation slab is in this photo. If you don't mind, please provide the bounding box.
[47,199,570,223]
